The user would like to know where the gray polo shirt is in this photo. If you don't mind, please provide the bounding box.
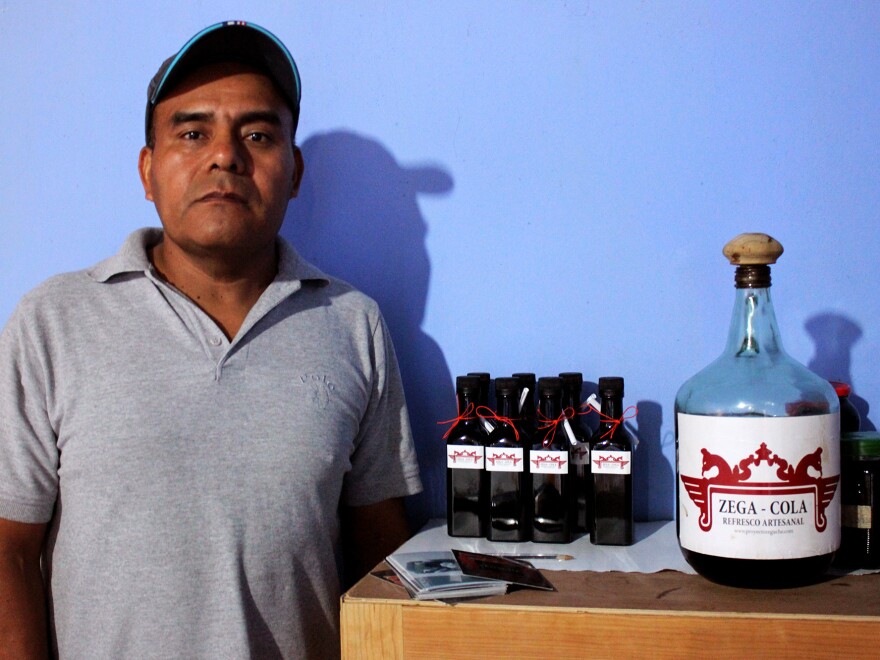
[0,228,422,659]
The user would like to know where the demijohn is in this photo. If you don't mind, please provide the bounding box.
[675,233,840,587]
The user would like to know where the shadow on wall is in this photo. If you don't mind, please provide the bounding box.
[632,400,675,521]
[806,312,875,431]
[281,130,455,526]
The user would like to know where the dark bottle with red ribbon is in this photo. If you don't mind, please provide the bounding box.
[446,375,489,537]
[530,376,572,544]
[590,376,634,546]
[560,372,590,532]
[485,377,530,542]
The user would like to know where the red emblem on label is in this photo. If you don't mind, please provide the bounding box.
[593,454,629,470]
[531,454,568,469]
[448,449,481,465]
[487,452,522,466]
[680,443,838,532]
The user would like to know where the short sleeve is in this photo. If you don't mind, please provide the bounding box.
[342,314,422,507]
[0,302,60,522]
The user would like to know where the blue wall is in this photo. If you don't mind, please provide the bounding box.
[2,2,878,524]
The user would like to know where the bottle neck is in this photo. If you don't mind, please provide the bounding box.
[519,390,536,419]
[725,286,784,357]
[538,393,563,446]
[599,395,624,431]
[539,394,561,420]
[496,393,515,420]
[455,392,479,426]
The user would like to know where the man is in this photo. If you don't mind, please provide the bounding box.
[0,21,422,658]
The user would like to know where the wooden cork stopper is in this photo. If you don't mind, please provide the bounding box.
[722,233,783,265]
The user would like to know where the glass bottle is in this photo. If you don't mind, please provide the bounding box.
[560,372,590,532]
[486,377,530,541]
[446,375,489,537]
[836,432,880,569]
[590,376,634,545]
[831,381,861,434]
[675,233,840,587]
[530,376,572,543]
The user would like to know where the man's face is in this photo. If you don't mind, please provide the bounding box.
[138,62,303,261]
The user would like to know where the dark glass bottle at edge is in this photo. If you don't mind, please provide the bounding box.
[530,377,572,544]
[487,377,530,541]
[560,372,590,532]
[675,233,840,588]
[590,377,634,545]
[446,376,488,537]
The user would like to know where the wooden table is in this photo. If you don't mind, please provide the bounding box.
[341,567,880,658]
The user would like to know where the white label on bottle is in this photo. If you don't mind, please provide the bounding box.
[530,450,569,474]
[677,412,840,560]
[447,445,484,470]
[591,450,632,475]
[842,505,872,529]
[571,444,590,466]
[486,447,524,472]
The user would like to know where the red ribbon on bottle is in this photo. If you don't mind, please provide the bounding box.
[536,407,577,448]
[476,405,520,442]
[581,404,638,440]
[437,402,477,440]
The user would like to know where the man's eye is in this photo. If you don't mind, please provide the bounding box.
[182,130,202,140]
[247,132,271,143]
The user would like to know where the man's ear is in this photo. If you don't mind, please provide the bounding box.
[138,146,154,201]
[290,146,305,199]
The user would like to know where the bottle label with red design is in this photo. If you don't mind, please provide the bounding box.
[677,413,840,559]
[529,450,569,474]
[591,450,632,475]
[571,444,590,466]
[486,447,524,472]
[447,445,484,469]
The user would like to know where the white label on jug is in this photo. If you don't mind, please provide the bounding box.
[677,413,840,560]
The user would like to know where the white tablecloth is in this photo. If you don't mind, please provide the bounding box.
[396,519,696,574]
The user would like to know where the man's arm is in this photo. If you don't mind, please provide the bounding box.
[340,497,411,589]
[0,518,48,659]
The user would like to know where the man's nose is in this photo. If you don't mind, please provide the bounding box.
[210,131,247,173]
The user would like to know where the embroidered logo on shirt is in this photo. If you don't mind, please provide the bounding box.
[296,374,335,408]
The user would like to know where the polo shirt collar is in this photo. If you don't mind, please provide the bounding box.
[87,227,330,288]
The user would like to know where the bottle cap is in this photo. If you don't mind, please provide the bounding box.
[455,375,481,394]
[598,376,624,397]
[841,432,880,459]
[512,372,536,387]
[830,380,852,398]
[537,376,563,395]
[559,372,584,388]
[494,377,519,395]
[723,233,784,265]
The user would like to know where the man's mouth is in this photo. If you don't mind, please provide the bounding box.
[198,191,248,204]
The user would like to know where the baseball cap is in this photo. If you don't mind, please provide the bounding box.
[145,20,301,144]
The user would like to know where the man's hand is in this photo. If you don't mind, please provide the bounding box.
[340,497,411,589]
[0,518,48,659]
